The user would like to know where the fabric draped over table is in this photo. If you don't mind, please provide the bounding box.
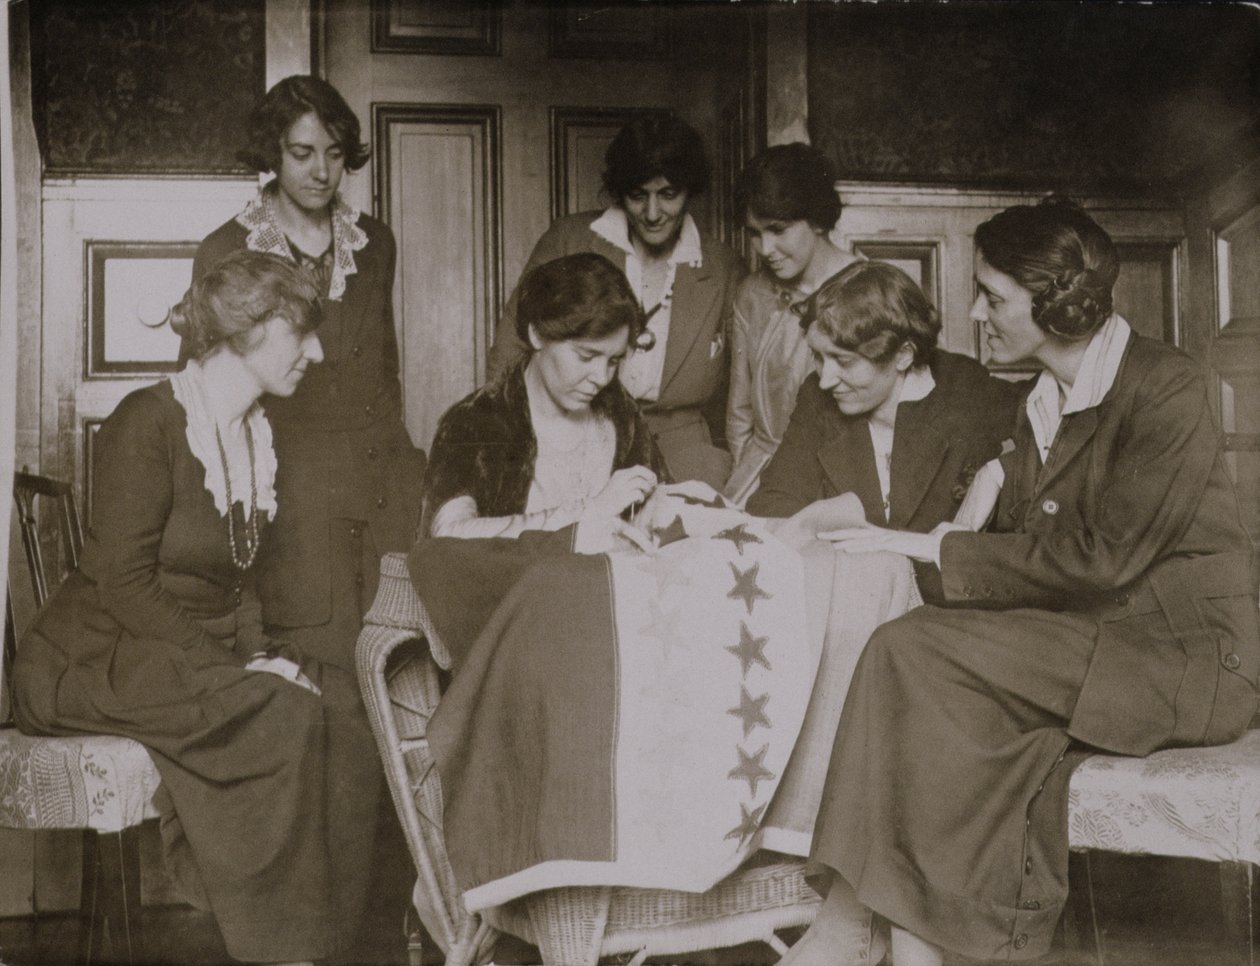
[408,510,919,912]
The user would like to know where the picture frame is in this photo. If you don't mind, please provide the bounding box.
[547,3,670,60]
[85,241,198,378]
[371,0,501,56]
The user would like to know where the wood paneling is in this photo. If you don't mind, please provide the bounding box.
[834,184,1186,370]
[373,104,502,451]
[548,107,672,220]
[371,0,500,56]
[1113,241,1181,345]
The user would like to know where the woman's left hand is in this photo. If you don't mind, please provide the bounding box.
[574,516,654,555]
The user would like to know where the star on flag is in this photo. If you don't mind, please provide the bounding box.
[714,523,763,555]
[725,621,771,676]
[724,800,768,845]
[727,685,771,738]
[727,561,772,614]
[652,515,689,547]
[728,743,776,797]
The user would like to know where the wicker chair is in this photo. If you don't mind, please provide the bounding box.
[355,551,823,966]
[2,471,162,965]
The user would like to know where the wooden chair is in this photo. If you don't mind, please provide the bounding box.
[2,470,162,965]
[356,551,824,966]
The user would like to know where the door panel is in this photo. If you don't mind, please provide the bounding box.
[375,105,501,450]
[323,0,749,450]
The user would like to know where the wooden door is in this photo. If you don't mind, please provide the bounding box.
[320,0,752,452]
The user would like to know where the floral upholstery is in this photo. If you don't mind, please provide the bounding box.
[1068,729,1260,866]
[0,727,161,833]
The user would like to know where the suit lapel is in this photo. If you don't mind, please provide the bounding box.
[1034,407,1099,493]
[818,414,884,524]
[887,400,949,529]
[659,262,718,396]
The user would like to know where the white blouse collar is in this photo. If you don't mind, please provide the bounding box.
[235,183,368,300]
[170,360,278,521]
[590,205,704,268]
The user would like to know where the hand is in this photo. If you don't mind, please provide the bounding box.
[586,465,658,520]
[819,524,944,564]
[574,516,654,555]
[952,458,1004,531]
[762,492,866,551]
[245,655,322,696]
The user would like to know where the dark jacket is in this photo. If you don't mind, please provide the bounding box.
[749,350,1024,601]
[942,335,1260,755]
[193,208,426,631]
[420,361,667,535]
[484,210,744,487]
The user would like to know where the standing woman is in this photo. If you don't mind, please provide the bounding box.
[15,252,381,964]
[784,199,1260,966]
[191,75,424,672]
[724,143,862,505]
[486,115,742,489]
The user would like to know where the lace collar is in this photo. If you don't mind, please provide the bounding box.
[170,361,278,521]
[235,183,368,300]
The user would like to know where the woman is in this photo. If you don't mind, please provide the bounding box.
[724,143,863,505]
[787,200,1260,966]
[423,251,665,544]
[485,115,742,489]
[14,252,381,965]
[748,259,1021,603]
[190,75,425,671]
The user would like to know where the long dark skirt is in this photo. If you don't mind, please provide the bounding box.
[16,613,381,962]
[809,606,1104,961]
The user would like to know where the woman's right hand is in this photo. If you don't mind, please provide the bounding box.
[586,465,658,520]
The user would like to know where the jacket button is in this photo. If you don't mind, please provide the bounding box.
[1114,591,1130,607]
[963,584,975,597]
[1224,653,1242,670]
[365,403,376,417]
[1024,858,1033,875]
[982,583,994,598]
[351,344,362,357]
[349,523,363,538]
[1041,499,1059,515]
[376,496,388,509]
[1014,934,1028,950]
[367,446,379,459]
[1021,899,1041,910]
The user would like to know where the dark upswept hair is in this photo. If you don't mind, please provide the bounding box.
[237,75,370,174]
[805,260,940,367]
[170,251,322,361]
[974,196,1119,340]
[515,252,646,347]
[736,142,842,232]
[603,115,710,201]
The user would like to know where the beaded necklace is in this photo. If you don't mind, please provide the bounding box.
[214,422,261,571]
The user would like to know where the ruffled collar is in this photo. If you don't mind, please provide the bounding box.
[235,183,368,300]
[170,361,278,521]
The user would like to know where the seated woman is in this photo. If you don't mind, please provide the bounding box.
[748,259,1022,602]
[422,251,666,544]
[789,199,1260,966]
[13,252,381,966]
[485,116,743,489]
[724,143,862,505]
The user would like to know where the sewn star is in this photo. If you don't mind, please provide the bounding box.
[727,685,771,738]
[728,743,776,797]
[727,561,772,614]
[714,523,763,555]
[724,800,768,844]
[726,621,771,676]
[652,514,689,547]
